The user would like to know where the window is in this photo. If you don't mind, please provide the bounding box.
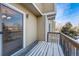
[0,4,23,56]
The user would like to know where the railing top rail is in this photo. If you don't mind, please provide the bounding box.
[48,32,60,34]
[60,32,79,49]
[47,32,60,42]
[47,32,79,48]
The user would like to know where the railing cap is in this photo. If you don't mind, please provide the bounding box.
[60,32,79,48]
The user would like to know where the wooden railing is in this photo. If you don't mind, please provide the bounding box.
[47,32,79,56]
[47,32,60,43]
[60,33,79,56]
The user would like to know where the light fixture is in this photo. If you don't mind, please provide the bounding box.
[7,16,11,20]
[26,14,29,18]
[2,15,7,19]
[1,14,12,20]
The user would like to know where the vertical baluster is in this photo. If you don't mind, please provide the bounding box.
[60,34,63,52]
[66,40,69,56]
[70,45,75,56]
[62,35,65,55]
[64,39,67,55]
[76,48,79,56]
[60,35,63,46]
[64,36,67,55]
[74,48,76,56]
[60,34,62,47]
[68,43,71,56]
[66,40,68,56]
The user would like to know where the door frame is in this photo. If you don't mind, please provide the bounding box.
[0,3,26,55]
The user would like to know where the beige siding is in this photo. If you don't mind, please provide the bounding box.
[10,3,37,47]
[9,3,55,47]
[37,16,45,41]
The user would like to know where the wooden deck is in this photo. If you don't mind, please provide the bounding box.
[25,41,64,56]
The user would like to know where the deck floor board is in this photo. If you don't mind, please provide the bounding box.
[33,42,45,56]
[53,43,60,56]
[26,41,42,56]
[25,41,64,56]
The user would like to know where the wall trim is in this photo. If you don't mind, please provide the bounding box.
[43,12,56,15]
[32,3,43,15]
[3,3,26,48]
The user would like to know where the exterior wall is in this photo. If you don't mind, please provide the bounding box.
[10,3,37,47]
[35,3,55,13]
[37,16,45,41]
[9,3,55,46]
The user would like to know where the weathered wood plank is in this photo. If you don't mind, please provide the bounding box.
[43,42,49,56]
[32,42,45,56]
[35,42,47,56]
[58,44,64,56]
[53,43,60,56]
[39,42,47,56]
[47,43,53,56]
[52,43,54,56]
[30,41,45,56]
[25,41,42,56]
[25,41,64,56]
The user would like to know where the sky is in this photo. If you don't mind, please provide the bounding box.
[55,3,79,26]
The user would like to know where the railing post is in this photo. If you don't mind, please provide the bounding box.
[47,32,48,42]
[74,48,76,56]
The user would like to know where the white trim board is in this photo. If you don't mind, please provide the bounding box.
[2,3,26,48]
[43,12,56,15]
[32,3,43,15]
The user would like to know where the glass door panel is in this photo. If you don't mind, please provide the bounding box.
[0,4,23,56]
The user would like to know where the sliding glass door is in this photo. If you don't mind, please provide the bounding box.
[0,4,23,56]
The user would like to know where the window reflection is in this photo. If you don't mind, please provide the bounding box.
[0,4,23,56]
